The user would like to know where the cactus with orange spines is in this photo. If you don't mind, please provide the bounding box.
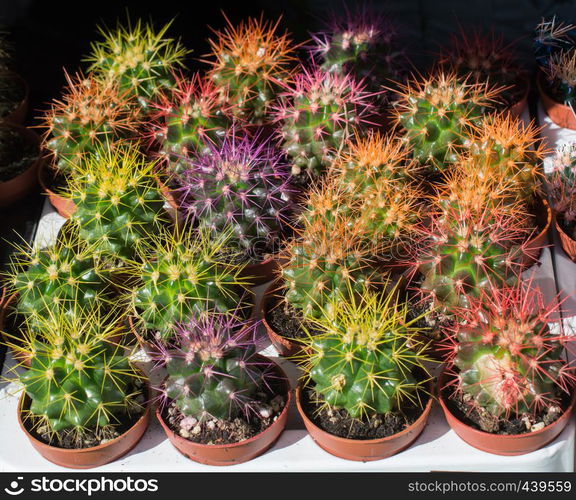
[439,28,528,110]
[206,14,297,124]
[275,67,377,180]
[147,72,232,174]
[43,72,138,176]
[392,72,499,173]
[443,280,575,424]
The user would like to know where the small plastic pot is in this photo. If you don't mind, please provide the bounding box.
[37,159,76,218]
[261,279,304,358]
[508,77,530,119]
[18,379,151,469]
[0,71,29,126]
[437,370,576,456]
[295,379,434,461]
[537,72,576,130]
[554,213,576,263]
[522,195,552,267]
[0,124,41,206]
[157,355,291,466]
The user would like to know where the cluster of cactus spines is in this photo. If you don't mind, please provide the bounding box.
[86,19,187,112]
[176,133,293,260]
[67,145,167,260]
[300,283,431,418]
[206,14,297,123]
[547,144,576,237]
[393,72,499,172]
[283,193,385,319]
[43,72,138,176]
[274,67,377,179]
[18,306,143,440]
[444,281,575,418]
[439,29,527,108]
[415,201,529,316]
[157,313,276,421]
[6,229,112,331]
[468,113,544,203]
[148,72,232,174]
[534,17,576,68]
[130,226,253,341]
[311,6,404,101]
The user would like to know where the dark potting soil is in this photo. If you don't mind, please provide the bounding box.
[26,382,147,449]
[164,388,286,445]
[301,387,430,440]
[0,73,25,118]
[266,291,321,341]
[0,127,38,182]
[445,388,568,435]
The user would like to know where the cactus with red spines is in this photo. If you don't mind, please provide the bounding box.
[274,67,377,180]
[206,14,297,124]
[147,72,233,174]
[442,280,575,424]
[439,28,528,110]
[175,133,294,261]
[43,72,138,176]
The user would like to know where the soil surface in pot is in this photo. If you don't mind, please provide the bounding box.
[557,215,576,240]
[444,387,568,435]
[0,72,25,118]
[24,380,147,449]
[301,386,430,440]
[163,381,286,445]
[266,291,319,341]
[0,127,38,181]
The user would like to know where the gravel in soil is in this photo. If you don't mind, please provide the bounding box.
[301,387,429,440]
[446,388,567,435]
[164,392,286,445]
[266,292,320,341]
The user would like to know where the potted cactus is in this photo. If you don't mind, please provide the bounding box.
[0,31,29,125]
[10,305,150,469]
[534,18,576,129]
[439,28,529,117]
[175,132,294,284]
[154,312,290,465]
[86,18,187,116]
[438,280,576,455]
[0,123,41,205]
[206,14,297,126]
[127,226,253,350]
[274,66,377,186]
[546,143,576,260]
[40,72,138,217]
[295,283,434,461]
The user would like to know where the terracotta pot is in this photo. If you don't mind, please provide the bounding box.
[261,279,304,358]
[157,355,291,465]
[241,254,285,286]
[0,291,32,366]
[37,159,76,218]
[18,380,151,469]
[296,379,434,461]
[537,72,576,130]
[438,370,576,456]
[0,71,29,126]
[0,124,41,206]
[156,176,180,211]
[522,195,552,267]
[507,77,530,119]
[554,214,576,262]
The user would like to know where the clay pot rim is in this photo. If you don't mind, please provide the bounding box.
[260,278,304,345]
[537,71,573,110]
[156,354,292,450]
[437,369,576,441]
[295,377,435,446]
[507,74,530,113]
[0,70,29,119]
[17,372,152,455]
[554,211,574,240]
[531,194,552,241]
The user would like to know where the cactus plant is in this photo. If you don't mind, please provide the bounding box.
[66,145,167,260]
[176,132,293,262]
[299,283,431,418]
[206,14,297,124]
[15,306,145,445]
[311,5,405,103]
[129,226,253,341]
[274,66,376,180]
[156,313,277,422]
[547,144,576,238]
[86,19,187,113]
[43,72,138,176]
[393,72,499,173]
[444,281,575,421]
[5,229,112,331]
[148,72,232,174]
[439,28,528,110]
